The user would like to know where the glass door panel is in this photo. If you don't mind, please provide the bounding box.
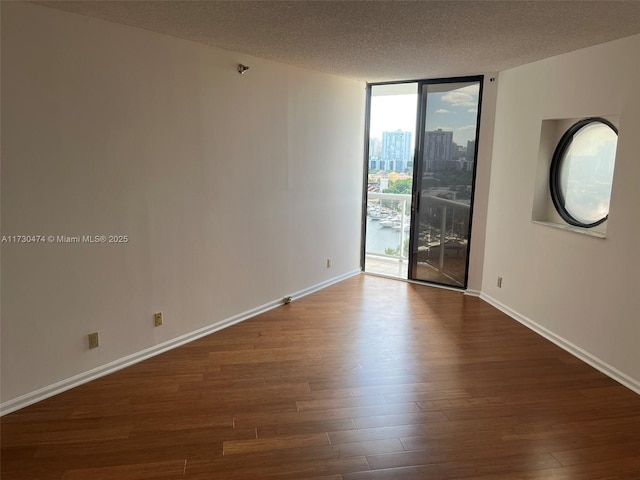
[363,83,418,279]
[410,79,482,288]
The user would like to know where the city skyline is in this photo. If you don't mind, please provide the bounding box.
[369,127,476,173]
[369,82,480,147]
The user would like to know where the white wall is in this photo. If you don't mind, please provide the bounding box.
[466,75,498,293]
[482,35,640,391]
[1,2,365,409]
[5,2,635,413]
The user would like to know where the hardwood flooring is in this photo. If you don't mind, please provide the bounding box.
[2,274,640,479]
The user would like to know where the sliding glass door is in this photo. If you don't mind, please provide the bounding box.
[363,76,482,289]
[409,78,482,288]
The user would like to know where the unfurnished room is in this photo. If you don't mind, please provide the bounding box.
[2,1,640,479]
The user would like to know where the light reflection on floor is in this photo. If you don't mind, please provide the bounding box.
[364,255,464,288]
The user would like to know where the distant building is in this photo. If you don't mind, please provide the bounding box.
[379,130,412,172]
[370,137,381,158]
[368,137,382,170]
[462,140,476,171]
[451,142,462,161]
[425,129,453,172]
[467,140,476,160]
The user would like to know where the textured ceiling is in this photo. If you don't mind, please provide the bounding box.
[34,1,640,82]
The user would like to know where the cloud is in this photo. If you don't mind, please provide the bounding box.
[458,124,477,132]
[441,84,479,108]
[442,91,476,107]
[467,108,477,113]
[459,83,480,95]
[435,109,450,114]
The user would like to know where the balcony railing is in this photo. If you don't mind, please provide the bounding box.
[366,192,411,262]
[366,191,470,273]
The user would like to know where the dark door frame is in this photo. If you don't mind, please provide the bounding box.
[362,75,484,290]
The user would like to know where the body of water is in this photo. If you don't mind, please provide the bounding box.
[365,216,408,255]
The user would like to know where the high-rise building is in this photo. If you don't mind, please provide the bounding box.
[381,130,412,172]
[463,140,477,171]
[368,137,382,170]
[424,129,453,172]
[466,140,476,161]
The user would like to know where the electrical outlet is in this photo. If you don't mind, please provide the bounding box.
[88,332,99,349]
[326,258,332,268]
[154,312,163,327]
[497,276,503,288]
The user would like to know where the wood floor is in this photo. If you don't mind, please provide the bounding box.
[2,274,640,479]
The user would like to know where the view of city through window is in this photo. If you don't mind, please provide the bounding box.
[365,80,481,287]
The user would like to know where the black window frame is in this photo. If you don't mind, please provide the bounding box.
[549,116,618,228]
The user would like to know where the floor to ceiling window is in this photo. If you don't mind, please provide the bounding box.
[363,83,418,279]
[363,76,483,289]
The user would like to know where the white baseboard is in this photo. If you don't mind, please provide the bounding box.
[480,292,640,396]
[464,289,481,297]
[0,270,360,416]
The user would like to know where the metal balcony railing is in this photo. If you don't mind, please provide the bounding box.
[366,191,470,269]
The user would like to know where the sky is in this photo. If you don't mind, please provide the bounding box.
[370,82,480,147]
